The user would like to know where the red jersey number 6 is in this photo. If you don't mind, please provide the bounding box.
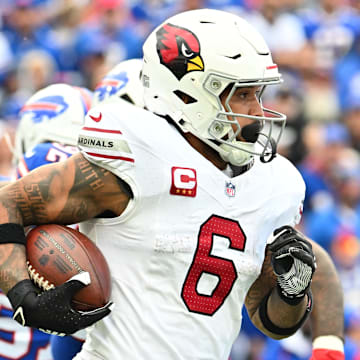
[181,215,247,316]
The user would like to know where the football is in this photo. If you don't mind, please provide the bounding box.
[26,224,111,311]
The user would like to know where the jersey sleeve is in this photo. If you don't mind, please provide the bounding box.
[77,104,136,188]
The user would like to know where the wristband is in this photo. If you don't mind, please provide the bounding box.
[313,336,344,352]
[0,223,26,246]
[259,290,313,336]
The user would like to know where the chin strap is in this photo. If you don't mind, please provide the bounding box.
[241,123,277,164]
[260,136,277,163]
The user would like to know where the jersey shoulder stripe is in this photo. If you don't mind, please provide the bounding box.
[78,105,137,165]
[82,126,122,134]
[85,151,135,162]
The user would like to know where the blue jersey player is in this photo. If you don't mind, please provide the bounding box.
[0,83,92,360]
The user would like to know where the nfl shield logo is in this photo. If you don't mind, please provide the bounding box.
[225,181,236,197]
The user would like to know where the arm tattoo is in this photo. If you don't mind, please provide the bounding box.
[0,244,29,293]
[245,248,276,318]
[0,153,129,292]
[0,153,129,226]
[63,155,129,221]
[75,156,110,191]
[62,155,112,221]
[0,164,69,224]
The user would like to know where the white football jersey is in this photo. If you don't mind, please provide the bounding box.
[76,101,305,360]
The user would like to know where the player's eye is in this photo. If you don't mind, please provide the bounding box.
[236,91,249,100]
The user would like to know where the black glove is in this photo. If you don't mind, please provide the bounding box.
[7,272,112,336]
[268,226,316,305]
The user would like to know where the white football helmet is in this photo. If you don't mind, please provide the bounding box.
[14,84,92,162]
[142,9,286,166]
[92,59,145,108]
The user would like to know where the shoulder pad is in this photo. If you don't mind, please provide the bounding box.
[78,106,135,164]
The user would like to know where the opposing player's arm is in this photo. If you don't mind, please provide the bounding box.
[0,152,130,293]
[245,237,344,342]
[309,240,344,340]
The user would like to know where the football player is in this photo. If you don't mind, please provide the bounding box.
[0,83,92,360]
[14,84,92,177]
[0,10,344,360]
[91,58,144,108]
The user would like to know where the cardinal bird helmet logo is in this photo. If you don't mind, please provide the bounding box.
[156,23,204,80]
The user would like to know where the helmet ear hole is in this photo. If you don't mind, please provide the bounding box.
[173,90,197,104]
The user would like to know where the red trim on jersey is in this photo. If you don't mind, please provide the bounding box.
[82,127,122,134]
[85,152,134,162]
[96,80,119,88]
[17,158,30,178]
[73,86,92,112]
[22,103,58,111]
[266,65,278,70]
[71,334,86,342]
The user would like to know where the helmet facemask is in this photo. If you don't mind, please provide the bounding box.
[182,73,287,167]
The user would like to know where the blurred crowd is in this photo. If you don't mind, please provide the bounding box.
[1,0,360,359]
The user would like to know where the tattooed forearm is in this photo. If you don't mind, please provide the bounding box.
[0,164,66,224]
[245,247,307,339]
[0,244,29,293]
[0,153,129,227]
[310,240,344,340]
[245,248,276,317]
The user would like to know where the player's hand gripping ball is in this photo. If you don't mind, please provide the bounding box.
[7,225,112,336]
[26,225,111,311]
